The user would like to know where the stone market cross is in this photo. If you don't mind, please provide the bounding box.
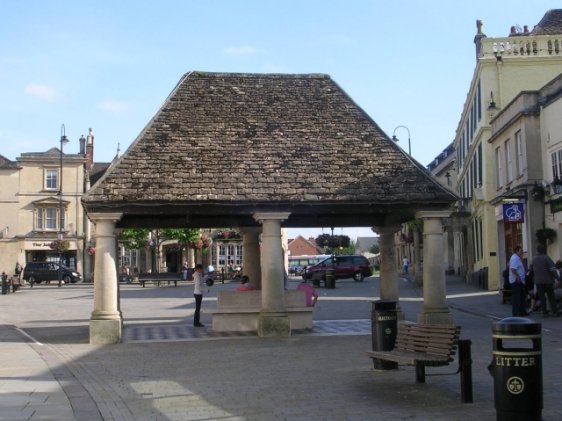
[82,72,457,344]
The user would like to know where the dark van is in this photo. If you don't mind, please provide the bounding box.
[23,262,82,285]
[302,255,372,282]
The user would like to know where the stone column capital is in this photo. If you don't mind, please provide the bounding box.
[253,212,291,223]
[88,212,123,223]
[415,210,451,220]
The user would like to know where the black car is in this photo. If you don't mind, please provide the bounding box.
[302,255,372,282]
[23,262,82,285]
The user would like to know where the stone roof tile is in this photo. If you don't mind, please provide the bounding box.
[84,72,455,207]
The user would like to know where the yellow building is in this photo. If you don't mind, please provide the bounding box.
[455,10,562,289]
[0,134,90,278]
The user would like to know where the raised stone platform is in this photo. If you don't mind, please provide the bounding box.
[209,290,314,332]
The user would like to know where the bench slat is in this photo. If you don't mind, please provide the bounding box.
[367,323,460,365]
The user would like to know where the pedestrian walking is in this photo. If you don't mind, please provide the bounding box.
[531,244,560,317]
[402,256,410,275]
[509,245,527,317]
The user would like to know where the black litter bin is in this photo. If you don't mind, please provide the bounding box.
[490,317,542,421]
[371,300,398,370]
[325,268,336,289]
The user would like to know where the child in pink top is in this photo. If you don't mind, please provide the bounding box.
[297,280,318,307]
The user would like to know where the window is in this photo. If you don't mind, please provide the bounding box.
[218,245,226,266]
[477,143,483,186]
[496,147,504,188]
[505,139,513,182]
[35,206,64,231]
[45,169,58,190]
[551,149,562,180]
[515,131,524,176]
[121,249,138,269]
[236,245,243,266]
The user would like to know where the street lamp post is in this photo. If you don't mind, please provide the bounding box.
[58,124,69,287]
[392,125,411,156]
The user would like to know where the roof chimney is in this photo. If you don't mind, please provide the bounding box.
[85,128,94,171]
[79,134,86,155]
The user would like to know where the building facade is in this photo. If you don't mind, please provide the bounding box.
[0,147,87,276]
[454,11,562,289]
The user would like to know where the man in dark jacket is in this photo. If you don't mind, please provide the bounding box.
[531,244,560,317]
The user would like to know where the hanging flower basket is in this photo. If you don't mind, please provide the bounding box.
[87,245,96,255]
[213,230,240,240]
[50,239,70,253]
[189,237,212,250]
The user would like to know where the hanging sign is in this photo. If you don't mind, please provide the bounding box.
[503,203,524,223]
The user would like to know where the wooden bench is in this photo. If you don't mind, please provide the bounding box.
[367,322,473,403]
[209,290,314,332]
[138,272,183,288]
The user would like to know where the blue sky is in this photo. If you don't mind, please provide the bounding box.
[2,0,560,240]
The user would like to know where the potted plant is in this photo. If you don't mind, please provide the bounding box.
[535,228,556,245]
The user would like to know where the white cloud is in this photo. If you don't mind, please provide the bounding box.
[97,100,130,115]
[223,45,257,56]
[24,83,59,101]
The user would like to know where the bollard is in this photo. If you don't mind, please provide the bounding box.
[371,300,397,370]
[1,273,8,295]
[325,268,336,289]
[490,317,542,421]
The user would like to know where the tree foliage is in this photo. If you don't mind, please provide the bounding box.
[369,244,380,254]
[161,228,200,246]
[120,228,151,249]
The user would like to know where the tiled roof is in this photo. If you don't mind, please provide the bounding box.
[0,154,19,169]
[83,72,456,226]
[531,9,562,35]
[89,162,112,186]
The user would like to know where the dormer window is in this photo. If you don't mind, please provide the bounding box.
[45,168,59,191]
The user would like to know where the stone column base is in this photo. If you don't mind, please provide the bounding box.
[258,312,291,337]
[90,318,122,344]
[417,308,454,325]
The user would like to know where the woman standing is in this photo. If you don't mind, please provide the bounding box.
[192,264,205,327]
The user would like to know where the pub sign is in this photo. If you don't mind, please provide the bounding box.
[503,203,524,223]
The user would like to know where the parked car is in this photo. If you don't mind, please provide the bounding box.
[22,262,82,285]
[302,255,372,282]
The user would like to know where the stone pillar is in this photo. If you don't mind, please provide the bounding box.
[188,248,195,268]
[254,212,290,337]
[240,227,261,289]
[413,228,423,285]
[415,211,454,325]
[89,212,123,344]
[373,225,400,300]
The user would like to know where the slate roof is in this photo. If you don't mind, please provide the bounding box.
[83,72,456,228]
[531,9,562,35]
[0,154,19,169]
[89,162,112,186]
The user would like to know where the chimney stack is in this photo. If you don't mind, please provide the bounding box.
[86,128,94,171]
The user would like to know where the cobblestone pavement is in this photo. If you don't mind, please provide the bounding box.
[1,275,561,420]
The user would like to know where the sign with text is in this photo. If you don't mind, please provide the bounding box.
[503,203,524,223]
